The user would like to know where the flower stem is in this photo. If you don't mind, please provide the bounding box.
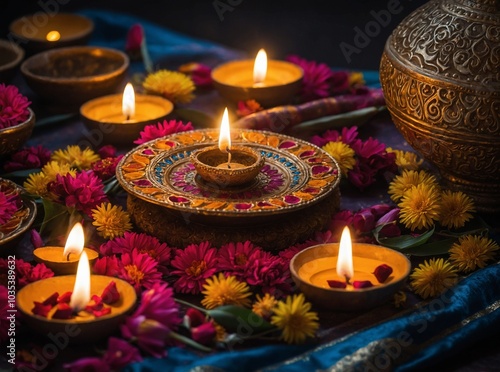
[174,298,207,314]
[169,331,213,352]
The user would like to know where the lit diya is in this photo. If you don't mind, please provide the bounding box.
[290,226,411,311]
[80,82,173,145]
[33,222,98,275]
[190,107,264,187]
[17,250,137,344]
[211,48,303,107]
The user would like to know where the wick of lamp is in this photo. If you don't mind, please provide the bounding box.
[66,252,71,261]
[226,147,232,169]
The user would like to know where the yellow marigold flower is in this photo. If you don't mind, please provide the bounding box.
[270,293,319,344]
[410,258,458,299]
[439,190,475,229]
[23,161,76,197]
[449,235,499,273]
[51,145,100,170]
[349,71,365,86]
[386,147,423,171]
[252,293,278,319]
[201,273,252,310]
[143,69,195,104]
[213,321,227,343]
[91,202,133,239]
[322,141,356,177]
[388,169,439,202]
[398,183,441,231]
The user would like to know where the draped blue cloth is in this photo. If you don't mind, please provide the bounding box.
[67,9,500,371]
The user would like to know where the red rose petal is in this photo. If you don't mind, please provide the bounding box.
[353,280,374,289]
[373,264,393,283]
[42,292,59,306]
[52,303,73,319]
[32,302,53,317]
[101,281,120,305]
[57,291,72,303]
[93,307,111,318]
[327,280,347,289]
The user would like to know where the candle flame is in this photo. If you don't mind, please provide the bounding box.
[253,48,267,84]
[337,226,354,283]
[46,30,61,42]
[218,107,231,153]
[122,83,135,120]
[69,250,91,313]
[62,222,85,260]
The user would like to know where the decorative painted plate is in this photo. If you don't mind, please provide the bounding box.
[116,129,341,217]
[0,178,37,250]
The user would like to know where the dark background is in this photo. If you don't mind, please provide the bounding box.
[2,0,428,71]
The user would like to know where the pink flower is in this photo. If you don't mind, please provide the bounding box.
[245,251,292,297]
[97,144,117,158]
[217,241,261,279]
[329,210,354,240]
[352,207,376,233]
[170,241,218,294]
[0,191,18,225]
[121,315,170,357]
[310,126,359,148]
[191,322,216,345]
[92,256,120,276]
[91,156,123,181]
[63,357,110,372]
[100,232,172,274]
[178,62,213,88]
[376,207,401,238]
[102,337,142,370]
[49,171,108,216]
[347,163,377,191]
[3,145,51,172]
[134,119,194,145]
[125,23,144,59]
[286,55,333,102]
[329,71,351,95]
[30,229,44,248]
[185,308,206,328]
[0,285,10,342]
[0,84,31,129]
[3,259,54,289]
[133,281,181,330]
[118,249,162,292]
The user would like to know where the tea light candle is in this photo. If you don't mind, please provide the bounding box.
[8,13,94,55]
[211,48,303,107]
[33,222,98,275]
[290,226,411,311]
[80,83,174,145]
[17,251,137,344]
[190,108,264,186]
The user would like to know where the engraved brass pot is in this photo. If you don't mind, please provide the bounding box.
[380,0,500,213]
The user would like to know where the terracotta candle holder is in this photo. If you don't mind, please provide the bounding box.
[80,84,173,145]
[290,241,411,311]
[211,49,303,107]
[16,275,137,344]
[9,13,94,55]
[33,247,98,276]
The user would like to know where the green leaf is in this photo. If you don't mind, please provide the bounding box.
[207,305,275,336]
[290,106,386,137]
[174,108,215,128]
[374,225,435,250]
[1,169,41,180]
[402,238,456,256]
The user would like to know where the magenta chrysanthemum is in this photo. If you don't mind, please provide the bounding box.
[132,281,181,329]
[118,249,163,292]
[1,259,54,289]
[3,145,51,172]
[0,191,18,225]
[170,241,218,294]
[49,170,108,216]
[0,285,10,343]
[0,84,31,129]
[286,55,333,102]
[100,232,172,274]
[245,251,292,297]
[217,241,262,279]
[91,155,123,181]
[102,337,143,370]
[134,119,194,145]
[310,126,359,148]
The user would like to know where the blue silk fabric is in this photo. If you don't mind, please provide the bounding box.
[78,9,500,372]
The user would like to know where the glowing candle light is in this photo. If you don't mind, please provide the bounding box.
[45,30,61,42]
[336,226,354,284]
[122,82,135,121]
[62,222,85,261]
[253,48,267,86]
[69,250,91,313]
[218,107,233,167]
